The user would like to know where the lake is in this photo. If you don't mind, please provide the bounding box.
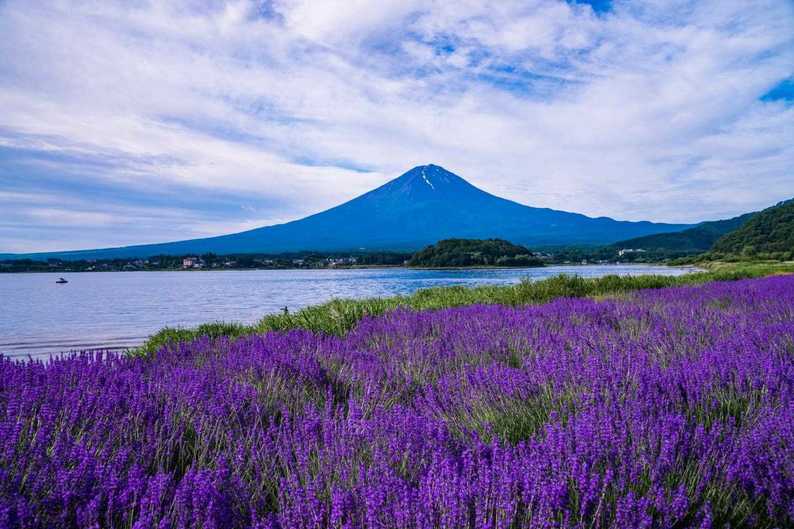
[1,264,697,358]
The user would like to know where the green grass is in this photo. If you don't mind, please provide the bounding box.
[133,261,794,357]
[137,322,252,357]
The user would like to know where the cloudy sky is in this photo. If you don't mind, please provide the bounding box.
[1,0,792,253]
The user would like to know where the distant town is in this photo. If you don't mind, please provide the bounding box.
[0,252,411,273]
[0,244,670,274]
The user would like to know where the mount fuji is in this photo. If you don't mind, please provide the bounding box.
[8,165,692,259]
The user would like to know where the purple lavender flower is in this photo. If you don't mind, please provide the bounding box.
[1,276,792,528]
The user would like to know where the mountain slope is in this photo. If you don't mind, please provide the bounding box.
[612,213,756,253]
[711,199,794,257]
[7,165,692,260]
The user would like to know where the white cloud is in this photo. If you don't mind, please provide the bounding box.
[274,0,425,44]
[0,0,793,251]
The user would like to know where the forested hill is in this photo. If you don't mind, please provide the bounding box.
[711,199,794,259]
[407,238,544,267]
[612,213,756,253]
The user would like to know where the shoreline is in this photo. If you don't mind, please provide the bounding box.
[5,262,783,360]
[135,262,782,357]
[0,261,691,274]
[2,264,700,360]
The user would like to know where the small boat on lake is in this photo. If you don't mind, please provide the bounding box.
[55,277,68,284]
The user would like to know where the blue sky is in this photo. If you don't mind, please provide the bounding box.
[1,0,793,253]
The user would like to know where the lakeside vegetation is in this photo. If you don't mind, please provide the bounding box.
[0,244,682,273]
[136,260,794,356]
[0,242,708,274]
[0,251,411,273]
[0,243,622,272]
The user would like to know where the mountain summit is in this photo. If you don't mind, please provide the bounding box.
[376,164,476,197]
[8,165,692,260]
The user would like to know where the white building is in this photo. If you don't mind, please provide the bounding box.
[617,248,647,257]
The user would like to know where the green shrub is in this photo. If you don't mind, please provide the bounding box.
[133,321,253,358]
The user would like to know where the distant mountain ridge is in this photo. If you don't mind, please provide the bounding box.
[5,164,694,260]
[612,212,757,253]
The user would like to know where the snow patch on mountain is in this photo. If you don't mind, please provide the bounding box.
[420,167,435,190]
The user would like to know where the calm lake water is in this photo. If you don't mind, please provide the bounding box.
[1,264,697,359]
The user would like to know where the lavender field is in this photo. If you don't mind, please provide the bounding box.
[1,275,792,529]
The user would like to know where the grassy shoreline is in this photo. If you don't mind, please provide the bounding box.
[135,261,794,357]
